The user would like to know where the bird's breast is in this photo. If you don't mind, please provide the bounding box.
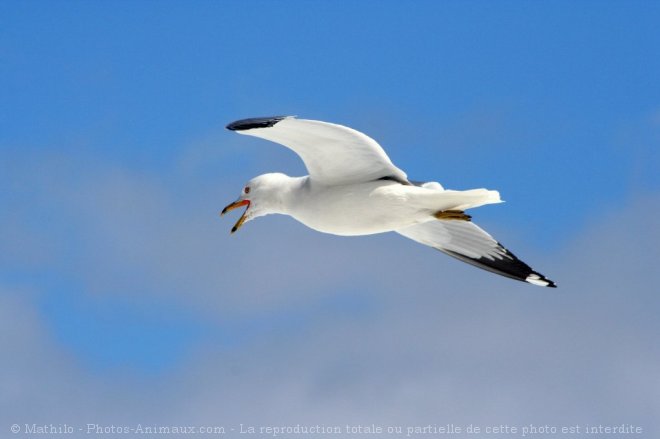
[286,182,425,236]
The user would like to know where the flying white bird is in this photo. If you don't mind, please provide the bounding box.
[222,116,556,287]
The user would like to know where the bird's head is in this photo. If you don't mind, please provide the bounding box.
[221,173,291,233]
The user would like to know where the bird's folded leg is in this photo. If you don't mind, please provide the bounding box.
[434,210,472,221]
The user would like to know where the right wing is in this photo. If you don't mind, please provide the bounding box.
[227,116,409,185]
[396,220,556,287]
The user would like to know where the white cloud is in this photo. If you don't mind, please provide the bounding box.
[1,150,658,437]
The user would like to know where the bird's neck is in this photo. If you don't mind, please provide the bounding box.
[268,175,308,215]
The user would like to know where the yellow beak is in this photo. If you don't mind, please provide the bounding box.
[221,199,250,233]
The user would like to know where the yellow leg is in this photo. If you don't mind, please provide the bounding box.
[434,210,472,221]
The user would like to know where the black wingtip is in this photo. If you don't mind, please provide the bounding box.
[441,246,557,288]
[226,116,290,131]
[526,271,557,288]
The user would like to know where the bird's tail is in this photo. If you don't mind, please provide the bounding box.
[412,187,502,212]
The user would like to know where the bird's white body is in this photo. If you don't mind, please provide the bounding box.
[277,177,500,236]
[223,116,556,287]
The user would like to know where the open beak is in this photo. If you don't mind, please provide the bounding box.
[220,199,250,233]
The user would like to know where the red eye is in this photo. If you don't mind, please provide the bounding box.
[244,186,250,194]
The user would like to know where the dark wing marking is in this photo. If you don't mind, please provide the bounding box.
[440,247,556,287]
[376,175,412,185]
[226,116,289,131]
[396,220,556,287]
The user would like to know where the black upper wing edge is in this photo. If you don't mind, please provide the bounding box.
[439,246,557,288]
[226,116,290,131]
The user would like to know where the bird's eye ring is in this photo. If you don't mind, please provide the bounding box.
[244,186,250,194]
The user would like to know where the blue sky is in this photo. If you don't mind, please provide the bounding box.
[1,1,659,436]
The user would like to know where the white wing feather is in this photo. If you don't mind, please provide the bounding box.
[232,117,408,185]
[396,220,556,287]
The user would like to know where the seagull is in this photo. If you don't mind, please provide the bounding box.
[222,116,556,287]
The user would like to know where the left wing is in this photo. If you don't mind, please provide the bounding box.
[227,116,409,185]
[396,220,556,287]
